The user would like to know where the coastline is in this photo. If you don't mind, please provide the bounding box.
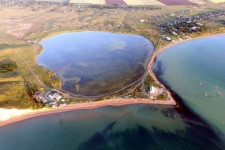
[1,32,225,127]
[148,32,225,85]
[0,98,175,127]
[148,32,225,106]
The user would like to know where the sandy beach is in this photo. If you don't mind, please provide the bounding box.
[0,98,175,127]
[1,32,225,127]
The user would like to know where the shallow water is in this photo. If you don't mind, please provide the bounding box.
[0,105,224,150]
[37,32,153,96]
[152,35,225,138]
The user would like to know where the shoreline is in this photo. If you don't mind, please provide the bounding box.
[1,32,225,127]
[0,98,175,127]
[148,32,225,85]
[148,32,225,106]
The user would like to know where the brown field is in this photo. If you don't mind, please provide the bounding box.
[210,0,225,3]
[157,0,197,5]
[123,0,144,5]
[69,0,106,4]
[140,0,165,5]
[105,0,126,5]
[188,0,205,4]
[123,0,177,5]
[69,0,202,5]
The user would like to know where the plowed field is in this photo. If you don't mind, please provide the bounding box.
[105,0,126,5]
[157,0,196,5]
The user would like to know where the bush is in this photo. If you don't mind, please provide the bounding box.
[0,61,17,73]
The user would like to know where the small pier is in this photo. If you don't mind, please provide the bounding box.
[215,86,222,97]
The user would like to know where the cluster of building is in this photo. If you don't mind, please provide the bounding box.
[33,91,48,104]
[152,9,192,21]
[157,10,225,35]
[216,20,225,25]
[158,21,204,42]
[131,10,223,42]
[33,90,66,108]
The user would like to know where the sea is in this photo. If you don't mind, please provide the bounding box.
[152,35,225,141]
[0,104,224,150]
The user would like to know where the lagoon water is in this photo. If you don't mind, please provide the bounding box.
[0,105,224,150]
[152,35,225,138]
[37,32,153,96]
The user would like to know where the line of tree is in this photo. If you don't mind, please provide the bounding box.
[0,61,17,73]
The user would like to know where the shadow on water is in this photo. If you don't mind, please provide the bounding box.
[153,58,209,117]
[153,59,225,143]
[152,59,165,78]
[78,121,225,150]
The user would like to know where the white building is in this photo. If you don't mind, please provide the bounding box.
[53,93,62,100]
[48,94,54,100]
[166,37,171,41]
[41,98,48,103]
[150,86,159,94]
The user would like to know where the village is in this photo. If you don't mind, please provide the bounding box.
[138,9,225,42]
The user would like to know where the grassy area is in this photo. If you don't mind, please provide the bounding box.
[0,43,60,108]
[144,74,159,87]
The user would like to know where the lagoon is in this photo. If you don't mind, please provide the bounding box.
[37,32,153,96]
[152,35,225,138]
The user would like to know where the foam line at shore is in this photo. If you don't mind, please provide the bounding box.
[0,98,176,127]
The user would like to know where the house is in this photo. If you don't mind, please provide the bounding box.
[48,94,54,100]
[53,93,62,100]
[41,97,48,103]
[172,31,177,36]
[166,37,171,41]
[49,101,56,105]
[140,19,145,23]
[196,23,203,26]
[150,86,159,94]
[191,26,198,31]
[186,21,191,24]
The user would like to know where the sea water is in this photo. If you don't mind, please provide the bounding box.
[152,35,225,138]
[0,105,224,150]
